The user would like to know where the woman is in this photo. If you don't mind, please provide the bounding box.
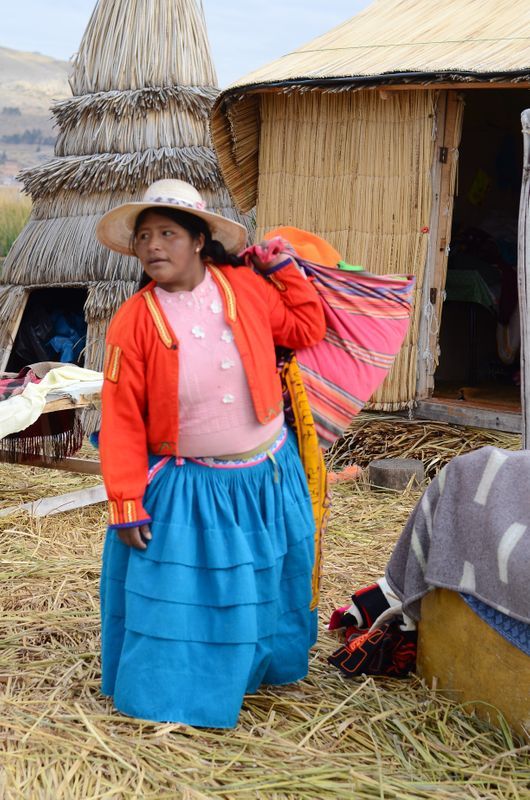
[95,179,326,727]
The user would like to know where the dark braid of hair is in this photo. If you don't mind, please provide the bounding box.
[133,206,245,289]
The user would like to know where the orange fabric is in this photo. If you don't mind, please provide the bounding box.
[100,263,326,526]
[264,226,341,267]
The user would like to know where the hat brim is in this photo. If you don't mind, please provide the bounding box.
[96,200,248,256]
[265,226,341,268]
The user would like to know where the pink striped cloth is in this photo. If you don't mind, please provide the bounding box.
[295,261,414,447]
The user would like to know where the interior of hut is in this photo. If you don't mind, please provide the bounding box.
[433,89,528,412]
[6,288,87,374]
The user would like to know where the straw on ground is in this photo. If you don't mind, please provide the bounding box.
[1,433,528,798]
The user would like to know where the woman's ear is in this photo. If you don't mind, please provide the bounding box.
[196,232,206,252]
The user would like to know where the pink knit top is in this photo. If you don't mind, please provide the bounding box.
[154,269,284,457]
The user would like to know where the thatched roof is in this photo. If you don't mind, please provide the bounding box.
[222,0,530,91]
[1,0,249,376]
[211,0,530,212]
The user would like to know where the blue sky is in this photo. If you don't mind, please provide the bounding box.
[0,0,372,87]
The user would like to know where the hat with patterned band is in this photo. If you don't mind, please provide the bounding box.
[96,179,247,256]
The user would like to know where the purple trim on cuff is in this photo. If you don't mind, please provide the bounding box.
[262,257,294,276]
[109,518,152,530]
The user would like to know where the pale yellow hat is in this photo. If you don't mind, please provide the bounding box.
[96,179,247,255]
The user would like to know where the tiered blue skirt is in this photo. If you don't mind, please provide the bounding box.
[100,428,317,728]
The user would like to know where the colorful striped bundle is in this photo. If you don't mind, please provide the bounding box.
[295,260,415,448]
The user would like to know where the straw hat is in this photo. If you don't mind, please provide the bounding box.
[96,179,247,255]
[264,226,341,267]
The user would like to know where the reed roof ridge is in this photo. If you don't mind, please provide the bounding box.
[18,147,221,199]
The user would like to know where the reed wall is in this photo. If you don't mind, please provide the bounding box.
[255,89,439,408]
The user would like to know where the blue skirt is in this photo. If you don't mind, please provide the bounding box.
[100,427,317,728]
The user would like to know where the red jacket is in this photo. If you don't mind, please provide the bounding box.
[100,262,325,526]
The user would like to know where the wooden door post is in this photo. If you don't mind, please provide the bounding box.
[519,110,530,449]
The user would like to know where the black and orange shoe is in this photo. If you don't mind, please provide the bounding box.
[328,620,417,678]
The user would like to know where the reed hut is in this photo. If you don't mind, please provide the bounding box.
[0,0,247,401]
[211,0,530,431]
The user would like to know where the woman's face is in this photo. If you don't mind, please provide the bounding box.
[134,211,205,292]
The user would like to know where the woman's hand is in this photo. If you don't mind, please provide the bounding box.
[242,236,294,272]
[250,248,293,273]
[117,524,152,550]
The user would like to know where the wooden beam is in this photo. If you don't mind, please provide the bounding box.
[0,455,101,475]
[416,91,464,398]
[367,82,530,91]
[242,82,530,98]
[42,392,101,414]
[414,399,521,433]
[0,291,29,374]
[0,484,107,518]
[518,109,530,448]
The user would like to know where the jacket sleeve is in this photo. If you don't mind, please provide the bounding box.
[99,324,151,528]
[260,258,326,349]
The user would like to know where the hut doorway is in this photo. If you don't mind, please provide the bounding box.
[429,89,527,428]
[5,287,88,374]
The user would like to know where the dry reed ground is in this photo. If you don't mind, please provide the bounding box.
[0,425,529,798]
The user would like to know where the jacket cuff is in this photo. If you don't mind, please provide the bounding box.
[262,256,295,275]
[108,497,151,527]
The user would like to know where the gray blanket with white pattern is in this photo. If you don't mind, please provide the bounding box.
[385,446,530,624]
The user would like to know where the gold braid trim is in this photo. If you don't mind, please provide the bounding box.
[143,291,173,348]
[210,266,237,322]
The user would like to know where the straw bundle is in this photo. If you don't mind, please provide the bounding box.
[3,218,140,286]
[55,108,211,156]
[1,457,528,797]
[254,89,437,408]
[30,185,244,222]
[53,85,219,130]
[70,0,217,94]
[18,149,221,199]
[0,286,27,346]
[326,412,522,476]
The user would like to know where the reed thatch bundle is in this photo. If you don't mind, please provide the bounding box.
[0,0,250,387]
[18,148,222,198]
[70,0,217,94]
[53,84,219,129]
[325,412,522,477]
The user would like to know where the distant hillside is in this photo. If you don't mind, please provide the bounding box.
[0,47,71,185]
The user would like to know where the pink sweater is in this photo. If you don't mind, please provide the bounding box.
[154,270,284,457]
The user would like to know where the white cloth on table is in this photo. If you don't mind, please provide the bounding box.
[0,365,103,440]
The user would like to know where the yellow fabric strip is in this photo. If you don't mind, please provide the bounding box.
[282,355,330,611]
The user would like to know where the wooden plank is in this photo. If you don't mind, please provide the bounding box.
[518,109,530,449]
[0,484,107,518]
[42,392,101,414]
[0,291,29,374]
[372,82,530,92]
[416,91,464,399]
[416,91,447,398]
[414,399,522,433]
[244,82,530,98]
[0,455,101,475]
